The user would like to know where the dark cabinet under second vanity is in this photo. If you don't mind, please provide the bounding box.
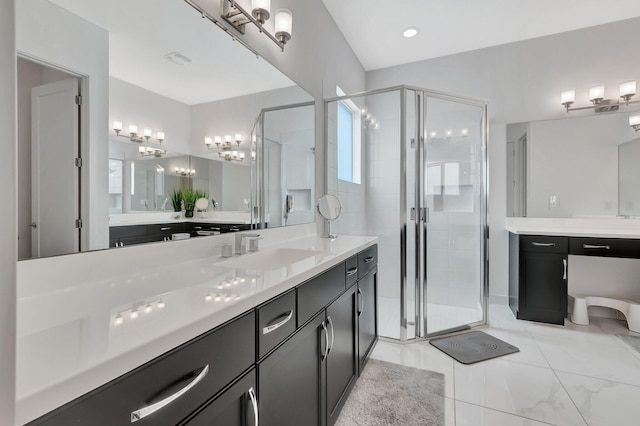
[28,244,378,426]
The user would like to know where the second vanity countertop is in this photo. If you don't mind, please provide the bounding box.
[16,226,376,424]
[505,217,640,239]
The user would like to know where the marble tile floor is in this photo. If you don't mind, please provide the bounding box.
[370,304,640,425]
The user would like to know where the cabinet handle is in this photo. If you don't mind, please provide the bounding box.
[582,244,610,250]
[130,365,209,423]
[160,227,171,231]
[248,386,259,426]
[563,259,567,280]
[262,310,293,335]
[230,228,240,232]
[194,226,202,230]
[357,288,364,315]
[346,267,358,277]
[364,256,374,263]
[320,321,329,362]
[531,242,555,247]
[327,316,335,354]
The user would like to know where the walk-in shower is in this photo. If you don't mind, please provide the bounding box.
[325,86,488,340]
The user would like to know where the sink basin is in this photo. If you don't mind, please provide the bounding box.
[217,247,321,270]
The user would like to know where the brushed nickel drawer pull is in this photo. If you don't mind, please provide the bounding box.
[248,387,259,426]
[583,244,611,250]
[320,321,329,362]
[327,316,335,354]
[262,310,293,335]
[563,259,567,280]
[160,227,171,231]
[346,267,358,277]
[131,365,209,422]
[364,256,374,263]
[357,288,364,315]
[531,242,555,247]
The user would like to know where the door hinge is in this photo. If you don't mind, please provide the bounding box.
[411,207,429,222]
[75,157,83,167]
[75,219,83,229]
[75,95,82,105]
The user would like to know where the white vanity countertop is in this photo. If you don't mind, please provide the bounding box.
[16,226,376,424]
[505,217,640,238]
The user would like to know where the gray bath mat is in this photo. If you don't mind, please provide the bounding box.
[429,330,519,364]
[335,359,445,426]
[616,334,640,354]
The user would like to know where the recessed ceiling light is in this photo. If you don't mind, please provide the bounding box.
[403,27,420,38]
[164,51,193,66]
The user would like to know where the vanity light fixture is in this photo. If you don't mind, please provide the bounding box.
[560,81,639,113]
[217,0,292,51]
[630,113,640,132]
[113,121,165,144]
[175,167,196,177]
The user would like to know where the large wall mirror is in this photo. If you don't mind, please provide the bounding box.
[16,0,314,260]
[506,111,640,218]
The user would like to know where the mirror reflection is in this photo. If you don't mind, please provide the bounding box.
[17,0,314,260]
[506,111,640,218]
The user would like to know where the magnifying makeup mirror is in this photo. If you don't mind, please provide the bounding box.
[317,194,341,238]
[195,197,210,218]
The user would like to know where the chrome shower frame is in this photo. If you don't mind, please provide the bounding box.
[324,85,489,341]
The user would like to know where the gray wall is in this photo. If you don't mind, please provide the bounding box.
[366,17,640,303]
[1,0,16,421]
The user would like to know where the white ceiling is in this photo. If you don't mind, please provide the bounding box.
[322,0,640,71]
[48,0,297,105]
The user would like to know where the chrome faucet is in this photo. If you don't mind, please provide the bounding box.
[235,233,261,254]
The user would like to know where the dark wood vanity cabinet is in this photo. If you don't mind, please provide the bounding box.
[509,234,568,325]
[183,369,257,426]
[357,266,377,371]
[29,245,378,426]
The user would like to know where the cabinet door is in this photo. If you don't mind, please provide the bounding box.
[357,268,377,372]
[519,252,567,325]
[258,313,326,426]
[326,285,357,426]
[183,369,257,426]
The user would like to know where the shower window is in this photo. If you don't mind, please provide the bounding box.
[337,100,362,184]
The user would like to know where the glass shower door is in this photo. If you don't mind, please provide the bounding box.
[421,95,487,336]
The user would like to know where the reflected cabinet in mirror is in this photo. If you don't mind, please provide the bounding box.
[17,0,314,260]
[506,111,640,218]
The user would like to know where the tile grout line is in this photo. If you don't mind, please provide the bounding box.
[455,400,558,426]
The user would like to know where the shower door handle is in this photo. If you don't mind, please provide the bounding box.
[410,208,429,222]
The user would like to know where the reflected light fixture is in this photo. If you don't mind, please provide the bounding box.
[560,80,638,113]
[204,133,246,162]
[630,113,640,132]
[113,121,165,144]
[138,146,166,158]
[403,27,420,38]
[175,167,196,177]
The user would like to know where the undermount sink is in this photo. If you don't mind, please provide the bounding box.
[217,247,321,270]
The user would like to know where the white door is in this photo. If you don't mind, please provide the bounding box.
[31,78,80,258]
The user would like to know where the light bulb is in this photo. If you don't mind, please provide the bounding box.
[130,309,139,319]
[114,313,123,325]
[275,9,293,44]
[589,85,605,103]
[204,137,212,146]
[143,128,152,137]
[620,81,637,97]
[157,300,165,309]
[214,136,222,144]
[224,135,232,144]
[144,303,153,313]
[156,131,165,141]
[560,89,575,104]
[129,125,138,135]
[113,121,123,131]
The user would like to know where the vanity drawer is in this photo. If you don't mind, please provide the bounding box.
[147,223,185,237]
[297,262,346,325]
[346,255,358,288]
[109,225,147,239]
[32,312,255,426]
[358,245,378,279]
[520,235,568,254]
[570,237,640,259]
[257,290,296,359]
